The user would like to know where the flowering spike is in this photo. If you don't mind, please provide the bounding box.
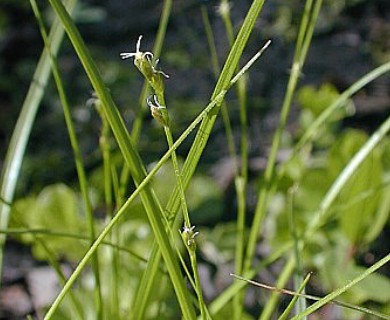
[181,225,199,250]
[147,95,168,127]
[120,36,169,92]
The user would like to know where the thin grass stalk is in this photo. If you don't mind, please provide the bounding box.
[297,62,390,151]
[297,0,323,67]
[45,1,197,318]
[232,273,390,319]
[278,273,311,320]
[244,0,323,273]
[176,0,265,214]
[294,0,313,58]
[189,250,208,318]
[259,257,295,320]
[35,242,84,319]
[307,113,390,236]
[95,106,113,215]
[1,200,84,319]
[123,29,207,315]
[40,43,267,320]
[272,60,390,194]
[30,1,104,317]
[95,106,120,318]
[203,243,292,319]
[132,9,271,309]
[291,253,390,319]
[0,226,149,263]
[154,85,208,316]
[201,5,238,170]
[219,2,250,316]
[42,86,228,318]
[110,162,120,204]
[164,129,208,317]
[219,0,249,269]
[0,0,77,285]
[118,1,170,205]
[220,0,235,43]
[288,186,306,318]
[41,45,242,317]
[119,0,173,206]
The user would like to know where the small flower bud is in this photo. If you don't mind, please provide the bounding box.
[120,36,169,95]
[147,95,168,127]
[181,225,199,251]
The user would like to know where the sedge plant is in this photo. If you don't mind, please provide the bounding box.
[2,0,390,319]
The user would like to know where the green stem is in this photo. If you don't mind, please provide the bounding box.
[244,0,323,273]
[259,257,295,320]
[205,243,292,318]
[201,5,238,173]
[189,250,208,319]
[42,60,233,319]
[306,113,390,237]
[45,0,196,318]
[219,1,250,316]
[291,253,390,320]
[0,226,149,263]
[132,26,270,316]
[4,201,84,319]
[164,127,208,316]
[278,273,312,320]
[30,1,103,317]
[288,186,306,317]
[96,106,120,319]
[0,0,78,287]
[130,0,172,146]
[151,60,208,315]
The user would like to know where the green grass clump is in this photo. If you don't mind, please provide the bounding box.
[1,0,390,319]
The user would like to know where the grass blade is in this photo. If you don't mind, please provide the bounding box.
[244,0,323,273]
[307,113,390,235]
[291,253,390,319]
[30,0,104,317]
[278,273,312,320]
[0,0,78,285]
[45,0,196,318]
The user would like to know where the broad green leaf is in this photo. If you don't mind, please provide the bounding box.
[297,83,354,147]
[11,184,87,261]
[298,167,332,213]
[297,83,343,117]
[328,130,384,244]
[364,181,390,243]
[328,129,368,179]
[9,197,37,244]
